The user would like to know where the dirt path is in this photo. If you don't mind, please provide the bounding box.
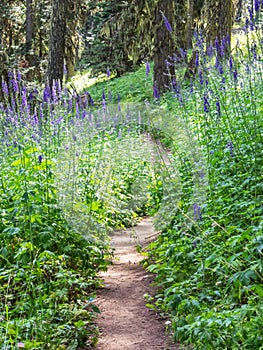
[94,218,180,350]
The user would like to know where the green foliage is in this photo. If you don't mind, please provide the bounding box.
[142,19,263,350]
[0,131,109,348]
[0,72,164,347]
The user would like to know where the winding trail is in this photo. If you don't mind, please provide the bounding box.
[94,218,180,350]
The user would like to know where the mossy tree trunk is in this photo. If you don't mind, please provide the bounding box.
[25,0,33,61]
[203,0,233,52]
[185,0,194,49]
[47,0,66,88]
[153,0,187,95]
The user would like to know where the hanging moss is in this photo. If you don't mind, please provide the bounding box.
[80,0,156,76]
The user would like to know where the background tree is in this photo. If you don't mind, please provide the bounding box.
[81,1,155,76]
[47,0,66,88]
[153,0,188,95]
[202,0,233,52]
[25,0,33,61]
[64,0,88,80]
[153,0,176,95]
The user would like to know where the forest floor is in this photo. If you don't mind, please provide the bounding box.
[93,217,181,350]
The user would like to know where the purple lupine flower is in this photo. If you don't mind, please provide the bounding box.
[220,43,225,57]
[2,80,8,95]
[207,45,214,58]
[43,85,50,102]
[102,89,106,100]
[153,85,160,99]
[227,141,234,157]
[55,116,63,124]
[229,55,233,70]
[193,203,202,221]
[199,169,205,179]
[11,97,16,111]
[199,71,204,85]
[197,36,204,50]
[216,100,221,117]
[106,66,111,78]
[193,30,198,41]
[203,93,210,113]
[33,113,39,125]
[75,101,80,118]
[145,61,150,78]
[21,86,28,108]
[218,65,224,75]
[64,87,68,98]
[253,43,257,60]
[82,110,87,119]
[102,98,106,110]
[215,38,220,54]
[192,240,197,248]
[162,13,172,32]
[52,82,58,103]
[8,70,13,79]
[233,69,238,82]
[254,0,260,12]
[118,94,121,111]
[68,98,73,111]
[248,6,254,21]
[38,155,43,164]
[17,71,21,81]
[29,91,34,101]
[12,75,19,94]
[180,48,186,59]
[195,52,199,67]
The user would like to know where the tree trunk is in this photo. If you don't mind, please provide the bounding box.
[47,0,66,88]
[65,1,77,80]
[235,0,243,21]
[203,0,233,52]
[26,0,33,58]
[185,0,194,49]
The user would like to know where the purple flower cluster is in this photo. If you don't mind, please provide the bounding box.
[161,12,172,33]
[193,203,202,221]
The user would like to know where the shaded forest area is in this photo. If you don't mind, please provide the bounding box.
[0,0,245,95]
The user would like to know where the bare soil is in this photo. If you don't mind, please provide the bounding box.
[94,218,180,350]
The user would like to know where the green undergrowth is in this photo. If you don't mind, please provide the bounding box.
[144,28,263,350]
[1,11,263,350]
[0,85,162,348]
[84,17,263,350]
